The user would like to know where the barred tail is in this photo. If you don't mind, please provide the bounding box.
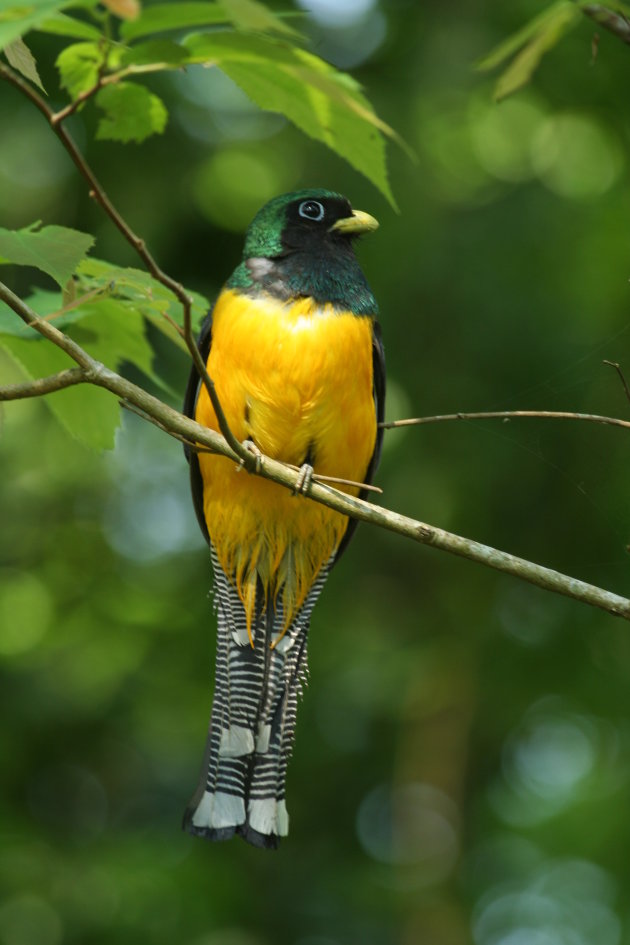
[183,545,329,849]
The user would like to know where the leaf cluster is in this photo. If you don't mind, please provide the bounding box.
[1,0,400,198]
[477,0,630,100]
[0,0,405,447]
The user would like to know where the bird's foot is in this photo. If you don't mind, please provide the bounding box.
[237,439,264,474]
[293,462,314,496]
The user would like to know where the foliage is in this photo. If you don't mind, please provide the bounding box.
[0,0,401,446]
[478,0,630,99]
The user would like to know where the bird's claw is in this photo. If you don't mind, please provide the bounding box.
[293,462,314,496]
[237,439,263,474]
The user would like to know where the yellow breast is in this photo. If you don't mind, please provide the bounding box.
[195,288,377,629]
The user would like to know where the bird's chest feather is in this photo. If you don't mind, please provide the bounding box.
[199,288,376,475]
[195,291,377,623]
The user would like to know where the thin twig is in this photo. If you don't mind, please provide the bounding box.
[580,3,630,45]
[42,284,110,321]
[0,367,87,400]
[2,281,630,626]
[603,359,630,404]
[51,62,181,124]
[380,409,630,431]
[0,61,249,467]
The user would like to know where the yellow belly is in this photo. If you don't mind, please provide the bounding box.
[195,288,377,629]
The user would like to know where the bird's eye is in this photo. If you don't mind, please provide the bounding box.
[298,200,325,222]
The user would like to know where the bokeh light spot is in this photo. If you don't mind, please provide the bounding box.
[0,569,53,656]
[531,113,623,199]
[192,148,290,233]
[356,782,458,878]
[469,96,546,183]
[0,895,63,945]
[296,0,377,29]
[472,858,621,945]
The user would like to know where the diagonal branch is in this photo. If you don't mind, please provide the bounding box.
[0,61,252,468]
[0,367,87,400]
[2,278,630,625]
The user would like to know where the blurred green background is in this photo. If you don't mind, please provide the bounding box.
[2,1,630,943]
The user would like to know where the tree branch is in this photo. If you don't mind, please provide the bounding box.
[0,61,252,468]
[2,279,629,625]
[580,3,630,45]
[0,367,87,400]
[381,409,630,432]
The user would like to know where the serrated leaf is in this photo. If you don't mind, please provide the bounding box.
[55,40,102,97]
[493,3,581,101]
[75,257,208,348]
[95,81,168,143]
[222,0,298,37]
[0,223,94,287]
[102,0,140,20]
[4,36,45,89]
[36,12,103,40]
[120,38,188,67]
[119,1,228,41]
[1,335,121,449]
[79,300,152,368]
[183,32,401,207]
[0,0,99,51]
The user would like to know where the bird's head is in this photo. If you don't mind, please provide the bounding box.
[242,189,379,261]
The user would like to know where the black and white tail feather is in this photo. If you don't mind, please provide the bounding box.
[183,545,330,849]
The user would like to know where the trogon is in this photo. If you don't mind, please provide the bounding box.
[182,189,385,848]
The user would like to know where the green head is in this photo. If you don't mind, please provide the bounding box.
[227,189,379,315]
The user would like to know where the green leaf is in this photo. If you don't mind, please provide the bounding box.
[0,0,98,51]
[493,3,581,101]
[0,335,121,449]
[119,1,228,42]
[222,0,299,37]
[477,1,576,72]
[0,288,59,337]
[0,222,94,287]
[36,12,103,40]
[75,257,208,348]
[67,299,154,377]
[55,40,102,97]
[119,38,189,67]
[95,81,168,143]
[183,32,401,207]
[3,36,45,89]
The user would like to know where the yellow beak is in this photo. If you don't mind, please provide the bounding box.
[329,209,379,235]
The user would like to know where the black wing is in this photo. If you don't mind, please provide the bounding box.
[333,317,386,563]
[183,309,214,545]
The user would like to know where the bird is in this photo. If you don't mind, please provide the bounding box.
[182,188,385,849]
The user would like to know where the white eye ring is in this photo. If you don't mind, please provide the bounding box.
[298,199,325,221]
